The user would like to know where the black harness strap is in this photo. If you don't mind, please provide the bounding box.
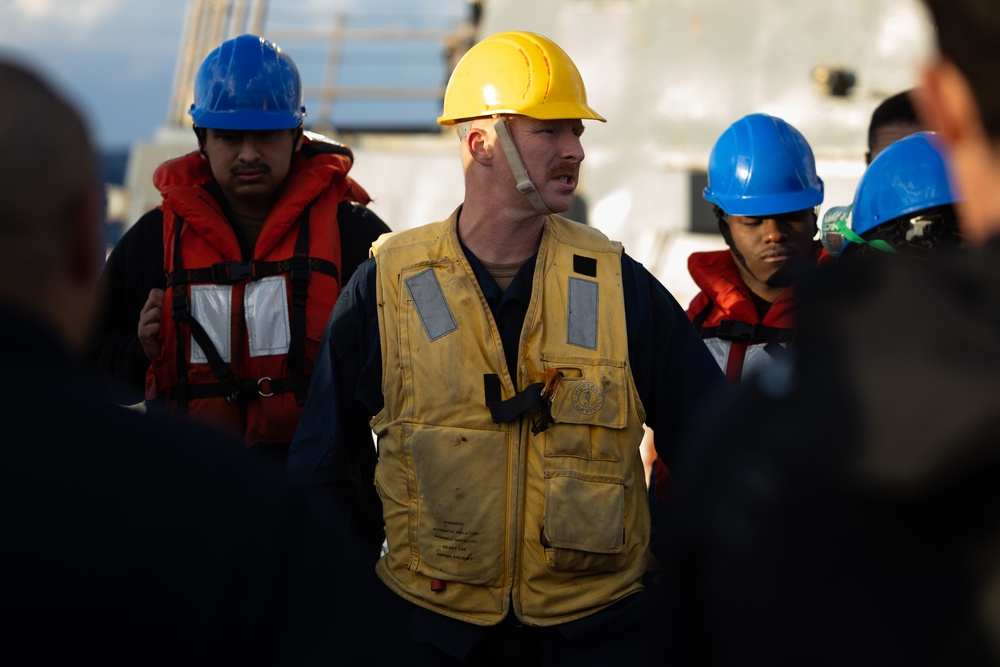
[173,303,244,401]
[690,300,714,331]
[484,374,546,423]
[171,219,244,407]
[165,257,337,287]
[170,374,311,401]
[171,220,190,414]
[699,319,796,345]
[763,340,791,361]
[286,211,313,406]
[167,208,324,411]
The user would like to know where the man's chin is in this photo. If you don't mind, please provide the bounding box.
[543,194,575,215]
[764,260,807,288]
[227,182,278,201]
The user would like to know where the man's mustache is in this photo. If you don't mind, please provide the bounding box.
[231,162,271,175]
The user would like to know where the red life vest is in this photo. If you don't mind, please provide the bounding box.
[144,139,370,446]
[648,248,805,509]
[686,249,798,385]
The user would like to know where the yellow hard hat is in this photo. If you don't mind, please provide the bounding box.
[438,31,605,125]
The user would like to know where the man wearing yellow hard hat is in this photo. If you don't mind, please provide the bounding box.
[288,31,726,664]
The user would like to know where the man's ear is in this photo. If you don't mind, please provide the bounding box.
[465,123,494,166]
[193,126,208,157]
[293,126,304,152]
[915,58,981,146]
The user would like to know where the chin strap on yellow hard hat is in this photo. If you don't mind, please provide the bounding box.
[493,117,554,216]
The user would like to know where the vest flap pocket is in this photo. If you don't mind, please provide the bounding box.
[543,357,627,429]
[406,424,508,586]
[543,471,626,572]
[544,471,623,552]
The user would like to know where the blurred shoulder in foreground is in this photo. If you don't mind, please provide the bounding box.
[0,57,385,666]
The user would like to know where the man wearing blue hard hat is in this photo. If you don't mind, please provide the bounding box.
[820,90,927,258]
[689,112,824,384]
[645,111,824,569]
[88,34,390,467]
[838,131,963,260]
[656,1,1000,663]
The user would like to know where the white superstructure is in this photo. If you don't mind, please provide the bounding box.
[118,0,935,306]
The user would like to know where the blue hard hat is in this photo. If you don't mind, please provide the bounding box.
[850,131,959,238]
[189,34,306,130]
[704,113,824,216]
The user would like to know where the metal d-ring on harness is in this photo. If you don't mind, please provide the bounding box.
[165,209,338,418]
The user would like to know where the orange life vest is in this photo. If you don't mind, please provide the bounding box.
[686,249,798,385]
[145,139,370,446]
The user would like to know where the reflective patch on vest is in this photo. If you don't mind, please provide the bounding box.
[405,268,458,341]
[190,284,232,364]
[245,276,291,357]
[567,277,598,350]
[703,337,729,374]
[742,342,782,382]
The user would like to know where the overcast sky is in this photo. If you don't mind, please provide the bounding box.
[0,0,470,151]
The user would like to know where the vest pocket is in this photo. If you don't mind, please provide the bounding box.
[542,470,627,572]
[399,424,509,586]
[541,357,626,461]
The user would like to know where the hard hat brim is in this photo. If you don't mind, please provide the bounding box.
[438,105,606,126]
[704,186,824,217]
[190,107,305,131]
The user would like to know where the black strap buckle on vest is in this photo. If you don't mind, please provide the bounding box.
[718,320,762,341]
[703,320,796,345]
[483,373,563,435]
[171,287,188,319]
[485,374,544,422]
[211,260,255,283]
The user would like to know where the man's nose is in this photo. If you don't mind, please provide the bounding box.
[238,136,261,161]
[762,218,788,242]
[561,132,584,162]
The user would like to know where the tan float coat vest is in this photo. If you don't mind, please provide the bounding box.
[370,211,649,626]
